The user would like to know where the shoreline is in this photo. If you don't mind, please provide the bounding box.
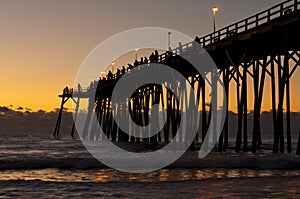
[1,133,300,171]
[1,151,300,170]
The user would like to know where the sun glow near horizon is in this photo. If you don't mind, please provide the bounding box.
[0,0,297,113]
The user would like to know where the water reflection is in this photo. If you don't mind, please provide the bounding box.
[0,168,300,183]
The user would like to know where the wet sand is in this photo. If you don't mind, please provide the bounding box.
[1,176,300,198]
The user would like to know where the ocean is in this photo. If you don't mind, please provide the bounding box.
[0,132,300,198]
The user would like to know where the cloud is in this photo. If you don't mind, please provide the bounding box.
[0,106,13,113]
[0,107,73,134]
[17,106,24,110]
[53,107,69,113]
[37,109,46,114]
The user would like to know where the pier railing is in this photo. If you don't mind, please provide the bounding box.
[99,0,300,80]
[168,0,300,54]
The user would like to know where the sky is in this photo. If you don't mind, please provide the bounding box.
[1,0,298,112]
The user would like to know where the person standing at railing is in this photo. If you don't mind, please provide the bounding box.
[121,66,126,74]
[149,52,155,63]
[128,63,134,70]
[107,71,113,80]
[134,59,139,67]
[89,82,94,90]
[77,83,81,93]
[63,86,69,95]
[116,69,121,78]
[178,42,183,53]
[144,57,148,64]
[154,50,159,62]
[140,57,144,65]
[166,50,172,59]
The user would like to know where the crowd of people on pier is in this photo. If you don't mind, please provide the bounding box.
[103,49,160,82]
[68,37,203,94]
[102,36,203,81]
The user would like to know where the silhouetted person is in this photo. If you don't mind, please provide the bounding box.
[63,87,67,94]
[128,63,134,69]
[134,59,139,67]
[77,83,81,93]
[107,71,113,80]
[89,81,94,90]
[149,52,155,63]
[154,50,159,62]
[178,42,183,53]
[166,50,172,58]
[144,57,148,64]
[140,57,144,64]
[116,69,121,78]
[121,66,126,74]
[194,36,200,44]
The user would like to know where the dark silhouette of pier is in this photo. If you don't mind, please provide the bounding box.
[54,0,300,154]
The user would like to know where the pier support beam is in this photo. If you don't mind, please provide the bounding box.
[53,93,70,137]
[71,97,80,138]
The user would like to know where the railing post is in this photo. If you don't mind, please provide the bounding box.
[295,0,298,12]
[226,27,229,37]
[245,19,248,31]
[297,131,300,155]
[256,15,259,26]
[201,37,205,47]
[280,4,284,16]
[268,9,271,22]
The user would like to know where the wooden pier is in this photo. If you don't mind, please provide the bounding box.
[54,0,300,153]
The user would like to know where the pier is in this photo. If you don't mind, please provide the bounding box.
[54,0,300,153]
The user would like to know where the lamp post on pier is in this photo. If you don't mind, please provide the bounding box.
[134,48,138,61]
[212,6,219,39]
[111,62,115,73]
[168,32,171,51]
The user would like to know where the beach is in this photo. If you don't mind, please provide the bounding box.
[1,176,300,198]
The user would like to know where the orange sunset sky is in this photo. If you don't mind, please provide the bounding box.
[1,0,299,112]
